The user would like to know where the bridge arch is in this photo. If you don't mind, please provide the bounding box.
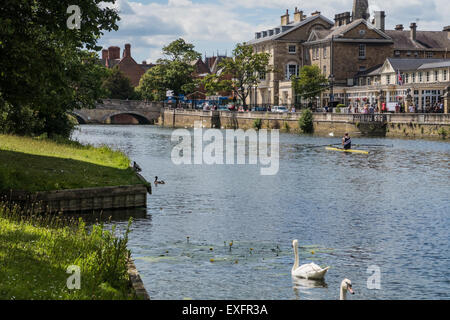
[102,111,153,125]
[70,111,88,124]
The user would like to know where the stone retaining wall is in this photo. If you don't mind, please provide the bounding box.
[3,184,148,213]
[160,108,450,139]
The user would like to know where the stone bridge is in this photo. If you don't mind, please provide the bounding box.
[72,99,163,125]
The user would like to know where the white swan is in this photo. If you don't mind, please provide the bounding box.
[340,279,355,300]
[291,239,329,280]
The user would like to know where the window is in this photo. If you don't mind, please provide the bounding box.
[395,50,400,56]
[386,75,390,84]
[412,72,416,82]
[407,51,412,56]
[358,44,366,59]
[444,70,448,81]
[323,65,326,75]
[419,72,423,82]
[288,45,296,54]
[259,72,266,80]
[286,63,298,80]
[323,47,327,58]
[367,77,371,85]
[426,71,430,82]
[405,73,409,83]
[426,52,433,58]
[434,71,439,82]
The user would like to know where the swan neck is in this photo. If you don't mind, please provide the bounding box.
[340,287,346,300]
[293,243,299,270]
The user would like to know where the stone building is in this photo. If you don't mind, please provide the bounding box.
[336,58,450,113]
[246,8,334,106]
[246,0,450,109]
[101,44,154,87]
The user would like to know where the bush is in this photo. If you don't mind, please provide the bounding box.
[437,127,447,139]
[298,109,314,133]
[253,118,262,130]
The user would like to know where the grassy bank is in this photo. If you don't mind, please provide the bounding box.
[0,134,142,192]
[0,203,137,300]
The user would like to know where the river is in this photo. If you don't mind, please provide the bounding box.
[72,125,450,300]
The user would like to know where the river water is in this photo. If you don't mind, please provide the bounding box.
[72,125,450,300]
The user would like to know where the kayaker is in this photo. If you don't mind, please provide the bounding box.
[342,133,351,150]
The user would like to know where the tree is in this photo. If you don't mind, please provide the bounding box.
[298,108,314,133]
[202,43,272,110]
[0,0,120,137]
[101,67,135,100]
[292,65,328,107]
[138,38,201,103]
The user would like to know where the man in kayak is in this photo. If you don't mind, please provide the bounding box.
[342,133,351,150]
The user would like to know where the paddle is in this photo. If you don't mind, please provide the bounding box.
[352,144,394,148]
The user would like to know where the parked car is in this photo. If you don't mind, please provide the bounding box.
[272,106,288,113]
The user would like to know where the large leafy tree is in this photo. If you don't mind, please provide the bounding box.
[101,67,135,100]
[203,43,272,110]
[292,65,328,105]
[0,0,120,137]
[137,38,201,103]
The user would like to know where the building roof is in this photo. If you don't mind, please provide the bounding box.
[417,60,450,69]
[306,19,392,43]
[354,64,383,77]
[385,30,450,50]
[386,58,449,71]
[248,14,334,45]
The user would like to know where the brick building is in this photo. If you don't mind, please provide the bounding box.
[101,44,154,87]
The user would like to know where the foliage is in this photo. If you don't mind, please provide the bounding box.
[0,203,137,300]
[0,134,142,192]
[437,127,447,139]
[298,108,314,133]
[0,0,120,137]
[253,118,262,130]
[292,65,328,102]
[137,38,201,101]
[101,67,136,100]
[202,43,272,109]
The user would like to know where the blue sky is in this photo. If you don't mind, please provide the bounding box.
[97,0,450,63]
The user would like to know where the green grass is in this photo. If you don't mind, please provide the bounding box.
[0,134,142,192]
[0,203,138,300]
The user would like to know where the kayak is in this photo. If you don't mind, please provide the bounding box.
[325,147,369,154]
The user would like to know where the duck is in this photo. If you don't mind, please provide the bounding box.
[133,161,142,172]
[340,279,355,300]
[154,176,165,184]
[291,239,329,280]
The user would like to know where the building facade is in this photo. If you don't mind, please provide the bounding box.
[101,44,154,87]
[246,0,450,111]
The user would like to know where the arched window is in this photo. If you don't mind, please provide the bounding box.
[285,62,299,80]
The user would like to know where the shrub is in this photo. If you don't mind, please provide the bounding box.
[437,127,447,139]
[253,118,262,130]
[298,109,314,133]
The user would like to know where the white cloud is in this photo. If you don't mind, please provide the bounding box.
[98,0,450,63]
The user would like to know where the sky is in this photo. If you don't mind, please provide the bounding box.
[97,0,450,64]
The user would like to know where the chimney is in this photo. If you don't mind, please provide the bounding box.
[334,12,351,27]
[123,43,131,58]
[281,9,289,26]
[294,7,304,22]
[395,24,404,31]
[444,26,450,39]
[410,22,417,41]
[311,11,321,17]
[374,11,385,32]
[142,61,147,65]
[108,46,120,60]
[101,49,108,60]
